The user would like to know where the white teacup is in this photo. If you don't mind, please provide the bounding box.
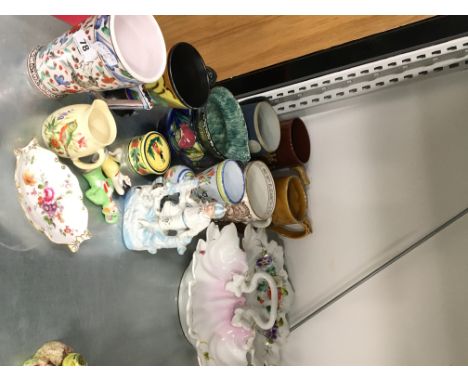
[223,161,276,227]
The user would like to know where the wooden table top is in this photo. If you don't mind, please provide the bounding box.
[156,16,430,81]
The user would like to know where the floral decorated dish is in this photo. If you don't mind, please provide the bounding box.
[179,223,287,366]
[242,224,294,366]
[14,139,91,252]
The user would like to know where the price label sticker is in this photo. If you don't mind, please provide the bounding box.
[94,42,118,68]
[73,30,97,63]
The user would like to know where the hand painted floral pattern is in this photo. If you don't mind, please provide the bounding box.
[27,15,144,98]
[42,112,87,157]
[127,132,170,176]
[15,139,90,252]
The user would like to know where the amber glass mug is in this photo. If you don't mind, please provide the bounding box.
[271,173,312,239]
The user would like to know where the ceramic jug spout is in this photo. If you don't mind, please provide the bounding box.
[87,99,117,147]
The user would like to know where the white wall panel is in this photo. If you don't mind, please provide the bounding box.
[283,71,468,324]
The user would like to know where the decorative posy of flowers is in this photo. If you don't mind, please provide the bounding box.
[237,225,293,365]
[15,139,91,252]
[23,168,74,237]
[255,249,289,313]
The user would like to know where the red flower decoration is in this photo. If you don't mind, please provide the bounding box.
[102,77,116,84]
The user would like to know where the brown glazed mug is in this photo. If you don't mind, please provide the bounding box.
[271,174,312,239]
[265,117,310,168]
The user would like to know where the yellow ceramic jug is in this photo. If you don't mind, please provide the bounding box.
[42,99,117,171]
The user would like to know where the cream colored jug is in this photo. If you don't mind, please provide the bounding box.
[42,99,117,171]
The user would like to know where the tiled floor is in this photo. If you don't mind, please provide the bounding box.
[280,70,468,364]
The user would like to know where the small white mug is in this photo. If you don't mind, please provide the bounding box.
[223,161,276,227]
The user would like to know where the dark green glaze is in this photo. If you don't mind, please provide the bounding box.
[204,87,250,163]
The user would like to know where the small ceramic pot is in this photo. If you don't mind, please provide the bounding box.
[14,139,91,252]
[27,15,167,98]
[164,165,195,183]
[42,99,117,171]
[195,160,245,205]
[162,109,218,170]
[144,42,215,109]
[241,101,281,156]
[265,118,310,168]
[223,161,276,227]
[271,175,312,238]
[196,87,250,163]
[126,132,171,176]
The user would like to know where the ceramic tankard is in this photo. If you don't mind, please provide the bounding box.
[223,161,276,228]
[42,99,117,171]
[27,15,167,98]
[271,174,312,238]
[241,101,281,157]
[265,117,311,169]
[195,160,245,205]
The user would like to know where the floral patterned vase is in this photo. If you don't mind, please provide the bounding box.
[27,15,166,98]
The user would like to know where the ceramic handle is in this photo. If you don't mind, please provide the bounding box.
[72,149,106,171]
[206,66,217,87]
[251,217,272,229]
[292,165,310,186]
[226,271,278,330]
[271,217,312,239]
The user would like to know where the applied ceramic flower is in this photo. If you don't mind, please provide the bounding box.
[242,224,294,365]
[179,223,279,366]
[14,139,90,252]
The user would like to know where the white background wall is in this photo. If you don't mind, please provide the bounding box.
[281,70,468,364]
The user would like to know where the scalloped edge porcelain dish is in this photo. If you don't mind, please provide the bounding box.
[14,139,91,252]
[182,223,254,366]
[178,223,293,366]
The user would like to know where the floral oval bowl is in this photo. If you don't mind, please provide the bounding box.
[14,139,91,252]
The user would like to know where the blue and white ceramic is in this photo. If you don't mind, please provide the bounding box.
[241,101,281,157]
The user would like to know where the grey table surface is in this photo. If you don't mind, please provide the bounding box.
[0,16,198,365]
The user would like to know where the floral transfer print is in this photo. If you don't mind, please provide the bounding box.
[14,139,90,252]
[27,15,140,98]
[22,165,74,236]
